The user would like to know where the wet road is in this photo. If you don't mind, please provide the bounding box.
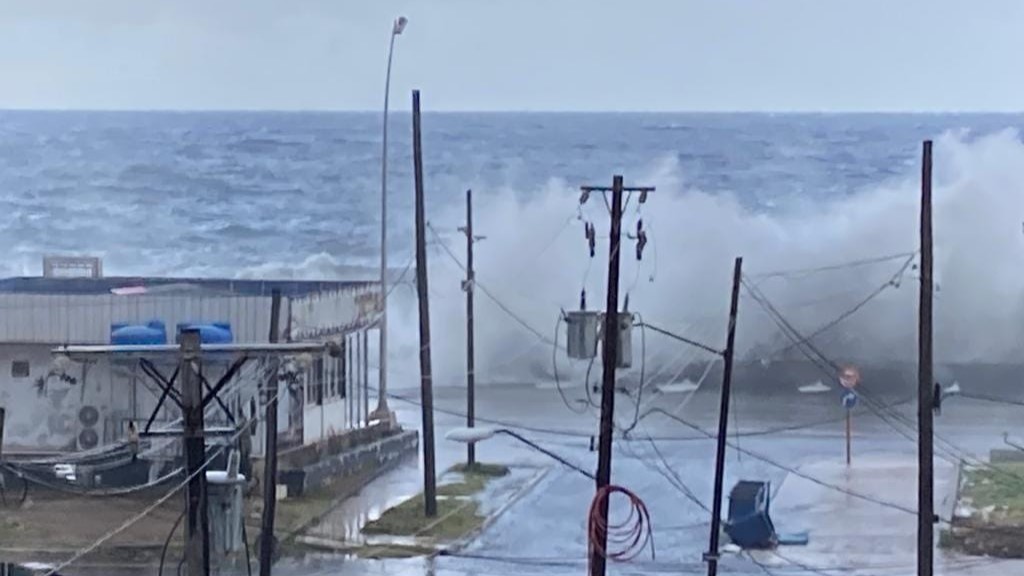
[279,378,1024,576]
[65,377,1024,576]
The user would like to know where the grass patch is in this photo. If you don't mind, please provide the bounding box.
[945,462,1024,557]
[436,462,510,497]
[359,461,507,541]
[362,496,482,539]
[353,543,438,559]
[448,462,510,477]
[962,463,1024,520]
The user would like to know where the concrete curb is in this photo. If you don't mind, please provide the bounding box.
[439,465,550,556]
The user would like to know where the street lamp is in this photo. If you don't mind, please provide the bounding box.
[445,426,595,480]
[372,15,408,424]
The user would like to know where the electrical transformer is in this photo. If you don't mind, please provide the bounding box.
[565,311,600,360]
[616,313,633,369]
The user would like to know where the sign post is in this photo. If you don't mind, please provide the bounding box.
[839,366,860,466]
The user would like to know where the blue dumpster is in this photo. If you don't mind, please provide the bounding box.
[724,480,777,549]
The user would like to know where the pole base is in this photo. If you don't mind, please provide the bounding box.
[368,408,396,429]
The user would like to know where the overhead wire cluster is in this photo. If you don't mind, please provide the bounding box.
[34,359,289,576]
[740,259,1024,502]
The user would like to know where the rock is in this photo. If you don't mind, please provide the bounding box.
[955,505,975,519]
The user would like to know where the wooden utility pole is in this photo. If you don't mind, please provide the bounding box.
[918,140,935,576]
[259,290,282,576]
[705,257,743,576]
[462,188,478,466]
[180,328,209,576]
[582,175,654,576]
[0,407,6,461]
[412,89,438,517]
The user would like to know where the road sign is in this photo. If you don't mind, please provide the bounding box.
[842,391,858,409]
[839,366,860,389]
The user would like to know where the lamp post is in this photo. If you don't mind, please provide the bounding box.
[445,426,595,480]
[372,15,408,424]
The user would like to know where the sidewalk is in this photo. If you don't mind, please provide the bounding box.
[755,453,1021,575]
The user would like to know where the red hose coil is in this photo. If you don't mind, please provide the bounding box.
[588,484,655,564]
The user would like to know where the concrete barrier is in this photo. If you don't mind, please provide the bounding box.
[278,429,419,497]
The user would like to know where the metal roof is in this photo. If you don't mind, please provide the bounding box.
[0,276,376,297]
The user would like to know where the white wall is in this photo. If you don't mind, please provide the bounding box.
[0,344,255,452]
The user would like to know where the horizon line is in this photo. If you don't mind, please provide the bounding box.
[2,107,1024,115]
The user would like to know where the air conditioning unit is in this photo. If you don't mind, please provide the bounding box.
[77,405,102,451]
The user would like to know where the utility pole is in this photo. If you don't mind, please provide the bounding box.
[918,140,935,576]
[0,407,6,462]
[180,328,209,576]
[259,290,282,576]
[582,175,654,576]
[705,257,743,576]
[461,188,479,466]
[412,89,438,517]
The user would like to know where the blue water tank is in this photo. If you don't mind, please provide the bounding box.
[176,322,233,344]
[110,320,167,345]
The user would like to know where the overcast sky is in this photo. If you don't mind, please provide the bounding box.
[1,0,1022,112]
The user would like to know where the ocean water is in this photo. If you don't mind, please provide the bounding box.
[3,111,1024,386]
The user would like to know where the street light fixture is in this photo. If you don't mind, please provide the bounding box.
[372,15,408,424]
[445,426,595,480]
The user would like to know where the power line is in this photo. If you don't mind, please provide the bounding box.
[765,255,916,357]
[743,277,1024,492]
[643,407,918,516]
[428,222,562,349]
[749,251,917,281]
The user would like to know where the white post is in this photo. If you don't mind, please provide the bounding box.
[372,16,408,425]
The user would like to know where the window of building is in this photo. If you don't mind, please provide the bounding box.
[311,357,324,406]
[11,360,29,379]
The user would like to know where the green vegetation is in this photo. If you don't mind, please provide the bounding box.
[448,462,510,477]
[359,462,509,542]
[352,543,438,559]
[961,463,1024,519]
[943,463,1024,558]
[361,496,482,539]
[437,462,511,496]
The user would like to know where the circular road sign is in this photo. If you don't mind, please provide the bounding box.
[839,366,860,389]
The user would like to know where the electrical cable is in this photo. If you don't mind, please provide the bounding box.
[551,314,590,415]
[587,484,655,564]
[15,357,264,468]
[5,359,266,495]
[958,392,1024,408]
[742,278,963,466]
[158,510,186,576]
[769,254,916,357]
[379,385,910,443]
[742,277,1024,494]
[0,461,184,497]
[643,407,919,515]
[428,222,562,349]
[749,250,918,282]
[241,516,253,576]
[617,313,649,433]
[38,370,288,576]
